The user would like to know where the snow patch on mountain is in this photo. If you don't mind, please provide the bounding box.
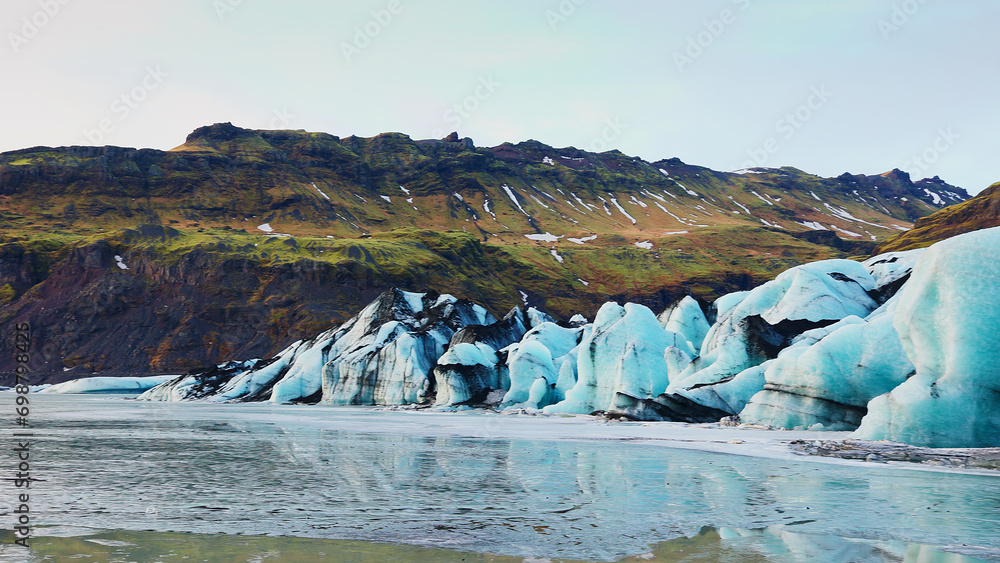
[797,221,827,231]
[923,188,943,206]
[311,182,331,201]
[502,184,530,216]
[525,232,562,243]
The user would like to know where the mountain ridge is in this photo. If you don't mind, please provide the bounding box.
[0,123,970,380]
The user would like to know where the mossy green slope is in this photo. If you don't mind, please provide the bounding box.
[0,124,972,380]
[875,182,1000,253]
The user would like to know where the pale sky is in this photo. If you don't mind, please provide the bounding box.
[2,1,998,193]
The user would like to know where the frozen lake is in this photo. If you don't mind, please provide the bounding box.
[3,394,999,562]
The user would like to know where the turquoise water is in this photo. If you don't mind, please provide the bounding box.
[2,395,999,561]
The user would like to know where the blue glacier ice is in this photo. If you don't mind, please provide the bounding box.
[321,290,493,405]
[543,302,673,414]
[667,260,880,411]
[863,248,926,290]
[739,301,914,430]
[433,342,503,406]
[432,307,529,406]
[853,227,1000,447]
[501,340,559,409]
[142,289,496,405]
[500,321,588,409]
[658,295,711,351]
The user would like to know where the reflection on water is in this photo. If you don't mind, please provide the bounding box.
[0,527,990,563]
[3,396,1000,561]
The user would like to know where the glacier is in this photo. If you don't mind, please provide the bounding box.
[135,227,1000,447]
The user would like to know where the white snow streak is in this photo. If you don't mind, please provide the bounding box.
[311,182,331,201]
[750,191,774,206]
[608,195,637,224]
[729,197,753,216]
[830,225,863,238]
[823,203,885,228]
[675,182,699,197]
[502,184,529,216]
[796,221,827,231]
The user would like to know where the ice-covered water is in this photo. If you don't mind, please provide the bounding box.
[4,395,1000,562]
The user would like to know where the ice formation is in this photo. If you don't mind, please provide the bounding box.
[544,303,672,414]
[499,321,587,409]
[853,228,1000,447]
[656,295,710,351]
[667,260,879,411]
[433,342,504,406]
[143,289,496,405]
[43,375,175,394]
[137,228,1000,447]
[739,301,914,430]
[319,290,493,405]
